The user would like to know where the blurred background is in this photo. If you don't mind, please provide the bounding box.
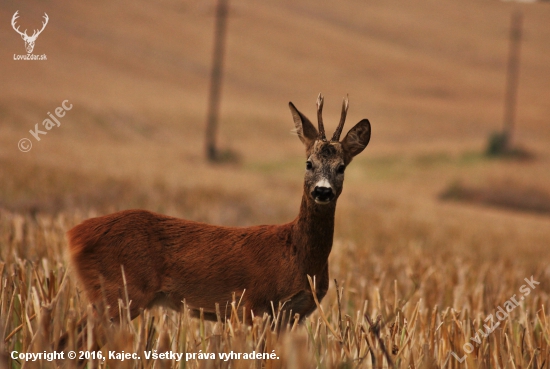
[1,0,550,261]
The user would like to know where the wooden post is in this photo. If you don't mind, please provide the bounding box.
[205,0,229,161]
[502,10,523,148]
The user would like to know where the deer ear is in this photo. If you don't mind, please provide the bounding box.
[289,102,318,151]
[341,119,371,163]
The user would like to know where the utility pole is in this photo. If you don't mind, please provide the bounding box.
[502,10,523,149]
[205,0,229,162]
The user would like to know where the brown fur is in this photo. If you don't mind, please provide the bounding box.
[67,96,371,326]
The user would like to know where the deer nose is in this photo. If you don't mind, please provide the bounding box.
[312,186,334,203]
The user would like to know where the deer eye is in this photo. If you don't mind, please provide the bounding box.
[306,161,313,170]
[337,165,345,174]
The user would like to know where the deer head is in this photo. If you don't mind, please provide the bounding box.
[11,11,49,54]
[289,94,371,205]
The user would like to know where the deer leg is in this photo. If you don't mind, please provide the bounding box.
[281,290,316,323]
[281,267,330,324]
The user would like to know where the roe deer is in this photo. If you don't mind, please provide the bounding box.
[67,94,371,327]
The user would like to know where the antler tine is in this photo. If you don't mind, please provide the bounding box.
[11,11,27,37]
[11,11,19,24]
[34,13,49,37]
[331,94,349,142]
[316,93,327,141]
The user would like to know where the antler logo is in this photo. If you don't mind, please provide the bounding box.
[11,11,49,54]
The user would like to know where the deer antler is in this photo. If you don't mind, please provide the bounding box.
[30,13,49,39]
[331,95,349,142]
[316,93,327,141]
[11,11,28,38]
[11,11,48,40]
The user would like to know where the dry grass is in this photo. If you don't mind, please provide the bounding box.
[1,159,550,368]
[1,206,550,369]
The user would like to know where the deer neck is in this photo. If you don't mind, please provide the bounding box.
[291,191,336,272]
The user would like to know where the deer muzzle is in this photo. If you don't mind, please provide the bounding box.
[312,186,334,204]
